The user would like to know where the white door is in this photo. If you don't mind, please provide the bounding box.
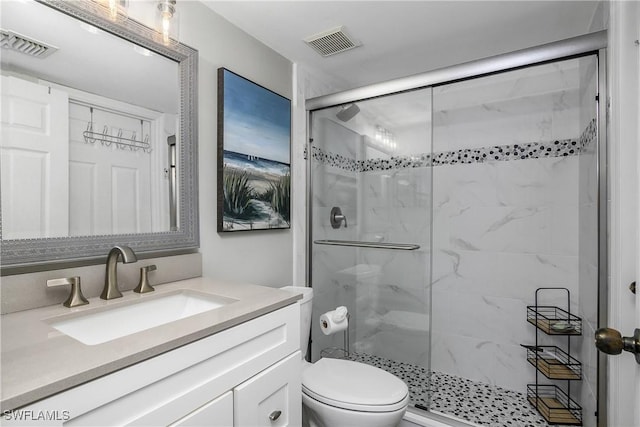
[68,102,152,235]
[0,75,69,239]
[604,2,640,426]
[634,9,640,423]
[636,25,640,425]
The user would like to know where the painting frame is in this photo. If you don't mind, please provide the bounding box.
[217,68,292,232]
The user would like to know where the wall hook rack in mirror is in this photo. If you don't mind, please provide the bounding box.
[83,107,152,153]
[83,123,151,153]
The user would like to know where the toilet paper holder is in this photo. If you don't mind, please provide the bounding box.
[320,313,351,359]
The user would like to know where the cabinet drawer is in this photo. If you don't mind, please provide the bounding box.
[234,351,301,427]
[171,391,233,427]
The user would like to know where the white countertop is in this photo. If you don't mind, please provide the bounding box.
[0,278,301,411]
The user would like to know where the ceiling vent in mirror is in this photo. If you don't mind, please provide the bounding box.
[304,26,360,57]
[0,29,58,59]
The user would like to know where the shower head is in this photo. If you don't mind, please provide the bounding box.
[336,103,360,122]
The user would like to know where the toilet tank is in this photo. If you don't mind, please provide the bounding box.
[280,286,313,358]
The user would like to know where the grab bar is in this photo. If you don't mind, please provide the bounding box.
[314,240,420,250]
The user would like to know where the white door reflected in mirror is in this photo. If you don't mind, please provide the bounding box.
[0,76,69,239]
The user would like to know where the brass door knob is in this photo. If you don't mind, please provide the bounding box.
[268,410,282,421]
[595,327,640,364]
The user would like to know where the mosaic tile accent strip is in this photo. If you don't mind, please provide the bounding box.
[360,154,431,172]
[313,119,597,173]
[430,137,580,166]
[343,352,552,427]
[311,147,359,172]
[579,118,597,151]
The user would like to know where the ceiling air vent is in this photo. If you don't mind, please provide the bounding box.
[0,29,58,59]
[304,26,360,57]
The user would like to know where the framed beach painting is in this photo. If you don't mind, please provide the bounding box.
[217,68,291,232]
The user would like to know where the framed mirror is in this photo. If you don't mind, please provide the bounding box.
[0,0,199,270]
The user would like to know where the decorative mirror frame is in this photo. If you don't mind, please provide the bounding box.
[0,0,199,271]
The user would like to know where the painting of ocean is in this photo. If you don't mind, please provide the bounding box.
[217,68,291,231]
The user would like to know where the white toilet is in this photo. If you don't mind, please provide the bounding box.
[281,286,409,427]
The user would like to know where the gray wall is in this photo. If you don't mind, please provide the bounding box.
[179,2,294,287]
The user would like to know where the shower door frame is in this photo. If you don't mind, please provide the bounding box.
[305,30,608,426]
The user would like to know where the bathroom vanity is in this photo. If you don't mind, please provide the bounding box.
[0,279,302,426]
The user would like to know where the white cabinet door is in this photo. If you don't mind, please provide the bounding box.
[234,351,301,427]
[171,391,233,427]
[0,75,69,239]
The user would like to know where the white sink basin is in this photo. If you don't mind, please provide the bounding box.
[49,290,237,345]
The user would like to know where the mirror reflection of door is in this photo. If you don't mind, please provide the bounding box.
[69,102,153,236]
[0,75,69,240]
[1,75,174,238]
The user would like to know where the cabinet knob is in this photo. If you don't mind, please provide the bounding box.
[268,410,282,421]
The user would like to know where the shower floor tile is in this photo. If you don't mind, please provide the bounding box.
[346,352,552,427]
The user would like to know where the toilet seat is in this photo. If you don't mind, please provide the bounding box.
[302,358,409,413]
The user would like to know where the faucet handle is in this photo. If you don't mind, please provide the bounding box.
[47,276,89,308]
[134,265,157,294]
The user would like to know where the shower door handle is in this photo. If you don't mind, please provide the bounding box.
[594,327,640,364]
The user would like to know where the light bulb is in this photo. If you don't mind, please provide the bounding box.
[108,0,118,20]
[162,12,171,45]
[157,0,177,46]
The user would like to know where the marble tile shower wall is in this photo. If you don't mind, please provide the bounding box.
[430,153,581,393]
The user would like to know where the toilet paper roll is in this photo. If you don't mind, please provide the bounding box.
[319,306,349,335]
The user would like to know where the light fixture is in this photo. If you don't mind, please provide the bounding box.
[374,125,397,151]
[107,0,118,20]
[155,0,179,47]
[90,0,128,23]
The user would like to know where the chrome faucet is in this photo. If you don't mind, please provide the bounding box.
[101,245,137,300]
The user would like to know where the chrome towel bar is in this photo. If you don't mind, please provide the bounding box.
[313,240,420,250]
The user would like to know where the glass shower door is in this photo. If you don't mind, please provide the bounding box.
[429,55,599,426]
[309,87,433,408]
